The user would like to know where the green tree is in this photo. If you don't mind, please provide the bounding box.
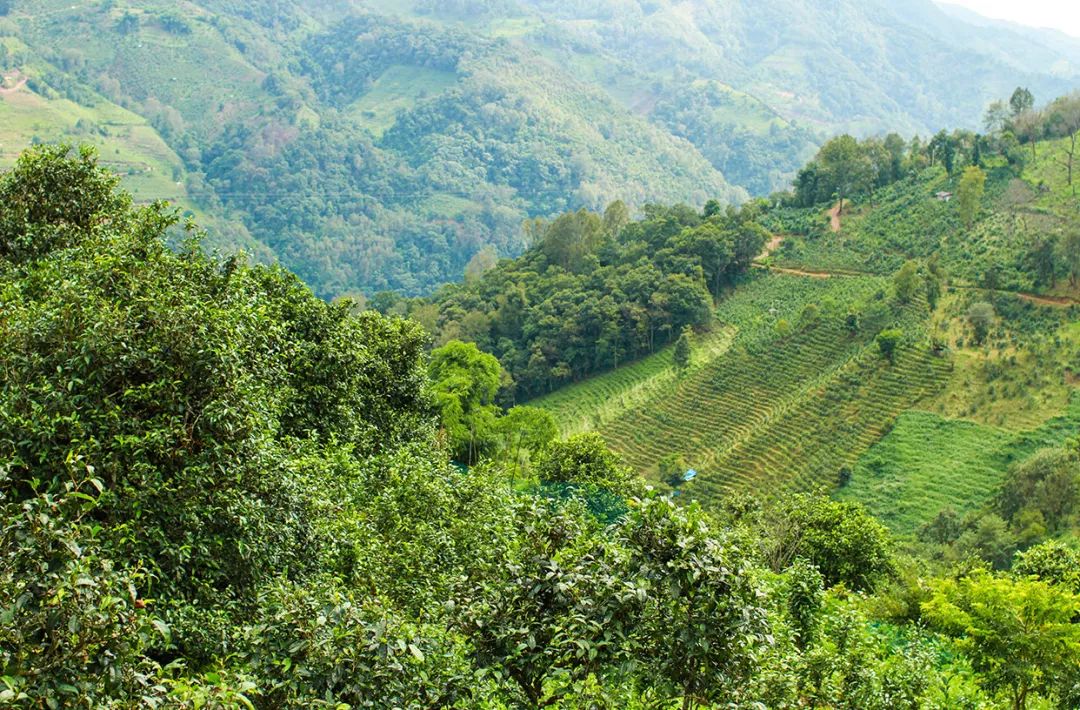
[1047,93,1080,192]
[957,165,986,228]
[541,209,604,273]
[984,99,1010,134]
[674,222,733,298]
[817,135,873,214]
[464,246,498,282]
[0,144,443,684]
[673,326,693,371]
[925,255,944,310]
[967,302,995,345]
[0,145,130,262]
[658,452,689,486]
[929,130,958,174]
[602,200,630,238]
[764,495,894,591]
[1061,220,1080,288]
[876,328,903,363]
[893,260,921,304]
[623,497,771,710]
[116,11,139,34]
[497,406,559,476]
[1013,540,1080,593]
[1030,234,1059,287]
[429,340,503,464]
[923,572,1080,710]
[535,433,639,498]
[997,447,1079,533]
[784,560,824,651]
[1010,87,1035,117]
[456,501,639,708]
[1014,110,1043,163]
[1001,130,1029,171]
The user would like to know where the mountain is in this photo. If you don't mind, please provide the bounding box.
[1,0,1079,297]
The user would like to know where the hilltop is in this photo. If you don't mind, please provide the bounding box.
[3,0,1080,297]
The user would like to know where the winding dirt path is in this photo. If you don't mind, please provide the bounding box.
[828,202,842,232]
[766,265,832,280]
[758,235,785,260]
[754,232,1079,308]
[1007,291,1078,308]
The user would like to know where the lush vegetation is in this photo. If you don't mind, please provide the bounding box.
[381,200,767,400]
[775,90,1080,298]
[4,137,1080,708]
[559,272,952,501]
[4,1,1080,298]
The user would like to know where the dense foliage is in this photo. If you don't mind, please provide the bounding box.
[4,135,1080,708]
[6,0,1080,298]
[381,201,767,399]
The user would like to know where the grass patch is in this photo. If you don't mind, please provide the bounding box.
[348,64,458,137]
[840,392,1080,536]
[0,87,187,203]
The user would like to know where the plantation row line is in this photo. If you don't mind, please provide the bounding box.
[694,342,951,504]
[599,317,871,475]
[534,326,737,436]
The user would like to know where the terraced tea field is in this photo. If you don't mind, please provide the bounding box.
[840,393,1080,536]
[537,272,952,506]
[532,325,736,436]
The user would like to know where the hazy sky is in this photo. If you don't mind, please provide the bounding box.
[942,0,1080,38]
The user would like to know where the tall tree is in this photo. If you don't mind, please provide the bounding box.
[1062,218,1080,288]
[1014,111,1043,163]
[984,99,1011,134]
[497,406,558,477]
[968,302,995,345]
[541,209,604,273]
[603,200,630,238]
[1010,87,1035,117]
[674,222,733,299]
[673,325,693,371]
[923,572,1080,710]
[893,260,922,304]
[1048,93,1080,193]
[816,135,873,214]
[884,133,908,182]
[429,340,503,464]
[957,166,987,229]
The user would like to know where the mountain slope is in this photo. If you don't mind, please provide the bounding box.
[519,132,1080,527]
[3,0,1080,298]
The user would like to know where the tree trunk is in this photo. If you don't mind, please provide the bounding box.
[1012,681,1028,710]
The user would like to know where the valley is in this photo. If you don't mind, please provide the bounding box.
[4,0,1080,297]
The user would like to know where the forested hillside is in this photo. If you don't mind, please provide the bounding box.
[3,0,1080,296]
[472,90,1080,581]
[5,144,1080,709]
